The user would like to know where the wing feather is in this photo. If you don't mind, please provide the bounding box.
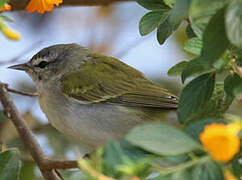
[61,54,178,109]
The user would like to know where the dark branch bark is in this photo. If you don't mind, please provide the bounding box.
[7,87,38,97]
[9,0,135,11]
[42,159,78,170]
[0,82,60,180]
[21,157,79,170]
[0,82,78,179]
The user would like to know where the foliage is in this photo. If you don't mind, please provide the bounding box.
[126,123,200,155]
[0,149,21,180]
[136,0,242,179]
[1,0,242,179]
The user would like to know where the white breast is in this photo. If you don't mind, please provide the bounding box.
[38,84,143,148]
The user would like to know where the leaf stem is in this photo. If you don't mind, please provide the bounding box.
[154,155,210,176]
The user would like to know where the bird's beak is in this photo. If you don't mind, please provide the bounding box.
[8,63,28,71]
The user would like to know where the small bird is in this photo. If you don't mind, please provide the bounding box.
[9,43,178,148]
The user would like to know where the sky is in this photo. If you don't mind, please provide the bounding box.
[1,2,242,162]
[0,2,188,122]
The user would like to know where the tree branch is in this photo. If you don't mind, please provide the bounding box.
[0,82,78,179]
[42,159,78,170]
[7,87,38,97]
[21,157,79,170]
[9,0,135,11]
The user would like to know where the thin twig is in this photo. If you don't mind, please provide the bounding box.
[7,87,38,97]
[21,157,79,170]
[0,82,80,179]
[42,159,79,170]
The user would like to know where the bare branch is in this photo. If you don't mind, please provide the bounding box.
[21,157,79,170]
[10,0,135,11]
[42,159,79,170]
[0,82,80,179]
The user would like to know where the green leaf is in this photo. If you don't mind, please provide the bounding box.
[168,61,189,76]
[178,73,215,124]
[184,37,202,55]
[231,154,242,178]
[181,83,232,121]
[171,170,191,180]
[191,160,224,180]
[103,140,147,167]
[191,164,204,180]
[0,149,21,180]
[116,158,151,178]
[186,24,196,38]
[212,53,231,71]
[102,140,148,178]
[61,170,87,180]
[185,118,226,142]
[168,0,191,25]
[150,154,189,167]
[189,0,228,38]
[180,9,230,81]
[137,0,170,10]
[189,0,227,23]
[103,141,124,168]
[159,169,192,180]
[225,1,242,48]
[179,57,215,83]
[181,58,209,83]
[206,160,225,180]
[126,123,200,156]
[163,0,175,8]
[236,57,242,66]
[206,82,233,115]
[157,19,180,44]
[118,140,148,161]
[224,73,242,98]
[139,10,169,36]
[230,45,242,57]
[199,7,230,68]
[20,162,35,180]
[190,23,206,39]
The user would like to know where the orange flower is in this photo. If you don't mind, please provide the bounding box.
[200,123,242,162]
[26,0,63,14]
[0,3,11,12]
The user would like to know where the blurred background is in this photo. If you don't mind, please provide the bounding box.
[0,2,241,179]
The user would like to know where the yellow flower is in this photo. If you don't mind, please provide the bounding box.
[26,0,63,14]
[0,20,20,40]
[200,123,241,162]
[0,3,11,12]
[224,169,238,180]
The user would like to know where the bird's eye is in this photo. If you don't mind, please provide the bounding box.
[35,61,49,68]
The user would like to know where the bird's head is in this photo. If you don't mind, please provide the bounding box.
[8,43,89,83]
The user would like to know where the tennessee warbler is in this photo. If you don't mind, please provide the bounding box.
[9,43,178,148]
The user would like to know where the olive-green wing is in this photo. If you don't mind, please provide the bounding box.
[61,54,178,109]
